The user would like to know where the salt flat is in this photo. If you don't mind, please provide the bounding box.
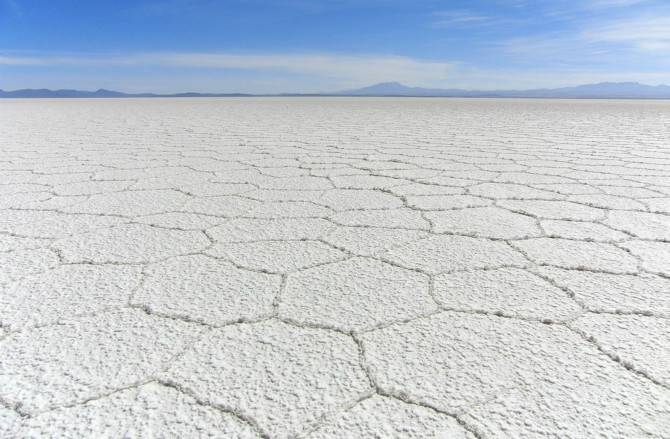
[1,97,669,438]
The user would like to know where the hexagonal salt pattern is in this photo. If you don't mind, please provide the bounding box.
[571,313,670,386]
[361,312,670,438]
[433,268,582,322]
[512,237,638,273]
[0,248,60,284]
[279,257,436,332]
[0,309,203,415]
[162,320,371,437]
[63,189,192,217]
[382,235,528,274]
[53,223,211,264]
[206,240,346,273]
[619,240,670,276]
[19,382,261,439]
[534,267,670,316]
[425,206,542,239]
[1,264,144,330]
[306,395,474,438]
[2,98,670,437]
[133,255,281,325]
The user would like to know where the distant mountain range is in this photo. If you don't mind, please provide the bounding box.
[332,82,670,99]
[0,88,254,98]
[2,82,670,99]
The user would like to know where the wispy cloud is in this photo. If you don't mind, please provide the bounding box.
[130,0,201,17]
[0,56,44,66]
[494,0,670,68]
[582,16,670,51]
[431,10,491,27]
[0,51,457,87]
[584,0,654,9]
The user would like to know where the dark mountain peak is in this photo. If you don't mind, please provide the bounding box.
[92,89,134,97]
[336,82,416,95]
[372,81,405,87]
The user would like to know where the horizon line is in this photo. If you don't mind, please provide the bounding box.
[3,81,670,99]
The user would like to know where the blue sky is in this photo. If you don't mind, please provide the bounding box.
[1,0,669,93]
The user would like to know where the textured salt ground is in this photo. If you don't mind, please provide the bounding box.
[1,97,670,438]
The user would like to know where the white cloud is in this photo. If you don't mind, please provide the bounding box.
[431,10,491,27]
[494,2,670,68]
[0,51,457,87]
[585,0,653,9]
[582,16,670,51]
[0,56,44,66]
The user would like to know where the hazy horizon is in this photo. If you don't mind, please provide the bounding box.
[4,80,670,98]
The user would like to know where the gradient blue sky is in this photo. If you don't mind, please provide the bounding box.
[2,0,669,93]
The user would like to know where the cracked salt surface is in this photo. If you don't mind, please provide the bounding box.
[1,98,670,438]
